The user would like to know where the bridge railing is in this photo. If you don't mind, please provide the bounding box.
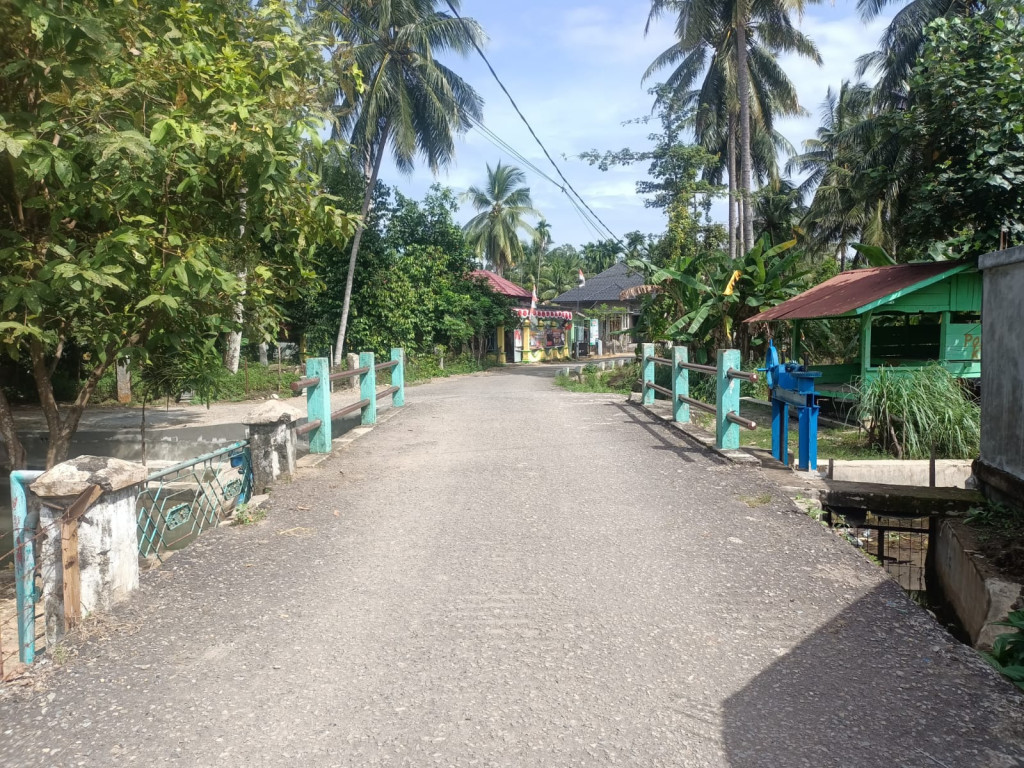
[290,348,405,454]
[640,343,757,451]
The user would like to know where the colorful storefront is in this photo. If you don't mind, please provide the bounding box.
[498,308,573,363]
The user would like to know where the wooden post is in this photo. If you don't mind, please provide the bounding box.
[859,312,873,384]
[641,343,655,406]
[61,485,102,632]
[359,351,377,425]
[391,348,405,407]
[716,349,741,451]
[305,357,332,453]
[672,346,690,423]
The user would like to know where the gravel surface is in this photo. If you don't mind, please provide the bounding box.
[1,367,1021,767]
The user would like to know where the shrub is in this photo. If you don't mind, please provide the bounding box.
[856,365,980,459]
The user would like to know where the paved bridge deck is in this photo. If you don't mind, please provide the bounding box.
[1,368,1021,766]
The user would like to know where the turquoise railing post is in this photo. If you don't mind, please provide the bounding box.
[716,348,741,450]
[11,470,43,664]
[641,343,655,406]
[391,348,405,407]
[359,351,377,425]
[305,357,332,453]
[672,346,690,423]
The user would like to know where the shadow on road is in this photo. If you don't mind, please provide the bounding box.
[721,582,1024,767]
[613,401,726,466]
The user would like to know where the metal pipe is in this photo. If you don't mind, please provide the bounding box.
[290,376,320,392]
[726,367,758,382]
[680,362,718,376]
[331,398,371,420]
[677,394,717,415]
[328,366,370,383]
[11,470,43,664]
[294,419,321,437]
[375,360,399,372]
[378,385,399,398]
[144,441,249,482]
[726,411,757,430]
[645,382,673,398]
[646,356,673,366]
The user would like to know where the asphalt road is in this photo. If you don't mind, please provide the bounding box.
[1,367,1021,767]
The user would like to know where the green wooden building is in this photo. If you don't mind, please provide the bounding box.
[748,260,981,400]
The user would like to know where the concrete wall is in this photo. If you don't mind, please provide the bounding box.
[934,520,1022,649]
[822,460,973,488]
[977,246,1024,507]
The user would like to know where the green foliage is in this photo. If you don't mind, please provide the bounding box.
[901,6,1024,255]
[631,235,808,363]
[462,162,539,276]
[855,365,980,459]
[404,352,500,383]
[0,0,358,467]
[984,609,1024,693]
[298,176,514,360]
[233,504,267,526]
[555,364,638,395]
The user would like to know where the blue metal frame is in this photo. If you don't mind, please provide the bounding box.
[11,470,43,664]
[761,340,821,471]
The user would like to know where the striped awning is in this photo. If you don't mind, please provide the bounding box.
[512,308,573,320]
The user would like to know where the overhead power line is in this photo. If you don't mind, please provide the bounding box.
[441,0,623,247]
[319,0,622,246]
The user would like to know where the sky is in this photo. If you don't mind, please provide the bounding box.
[378,0,895,252]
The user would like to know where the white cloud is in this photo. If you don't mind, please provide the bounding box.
[376,0,895,248]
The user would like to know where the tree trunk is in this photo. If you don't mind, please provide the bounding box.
[736,21,755,254]
[258,342,269,366]
[728,113,738,261]
[839,243,847,272]
[29,339,118,468]
[0,387,26,471]
[224,306,243,374]
[334,128,389,363]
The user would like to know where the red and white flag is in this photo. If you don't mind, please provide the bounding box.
[578,269,586,287]
[530,285,538,316]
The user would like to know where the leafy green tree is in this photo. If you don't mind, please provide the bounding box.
[462,161,539,277]
[324,0,484,362]
[899,6,1024,254]
[0,0,355,469]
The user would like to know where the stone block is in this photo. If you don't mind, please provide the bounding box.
[31,455,147,502]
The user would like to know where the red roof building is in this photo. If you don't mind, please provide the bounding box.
[470,270,532,302]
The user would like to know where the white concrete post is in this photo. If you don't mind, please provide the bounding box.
[243,401,302,494]
[30,457,146,646]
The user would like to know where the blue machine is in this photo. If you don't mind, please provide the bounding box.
[760,341,822,471]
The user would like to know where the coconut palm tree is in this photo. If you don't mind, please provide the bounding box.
[463,162,540,277]
[538,247,584,301]
[532,218,552,287]
[645,0,820,256]
[856,0,982,107]
[787,81,898,267]
[323,0,484,362]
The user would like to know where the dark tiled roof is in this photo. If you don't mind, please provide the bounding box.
[552,261,644,304]
[749,261,973,322]
[470,270,532,300]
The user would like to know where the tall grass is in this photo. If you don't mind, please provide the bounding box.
[856,365,980,459]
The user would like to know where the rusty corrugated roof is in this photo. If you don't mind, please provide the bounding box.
[747,261,972,322]
[470,270,532,300]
